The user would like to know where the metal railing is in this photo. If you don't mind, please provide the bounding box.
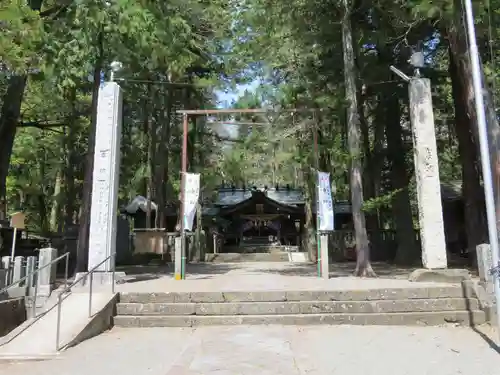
[0,252,70,318]
[55,253,116,351]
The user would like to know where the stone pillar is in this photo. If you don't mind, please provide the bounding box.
[0,269,5,290]
[320,234,329,279]
[1,256,11,284]
[12,256,24,287]
[477,244,495,293]
[37,247,57,295]
[476,244,497,322]
[409,78,447,269]
[25,256,36,293]
[87,82,123,277]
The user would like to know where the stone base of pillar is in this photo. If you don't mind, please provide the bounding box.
[3,286,27,299]
[74,271,126,288]
[34,284,52,297]
[408,268,471,283]
[0,269,5,289]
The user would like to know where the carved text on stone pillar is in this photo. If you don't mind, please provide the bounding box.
[88,82,123,271]
[409,78,447,269]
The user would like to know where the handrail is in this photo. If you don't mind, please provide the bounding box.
[55,252,116,351]
[0,252,70,318]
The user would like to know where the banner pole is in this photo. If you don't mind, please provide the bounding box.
[179,113,188,280]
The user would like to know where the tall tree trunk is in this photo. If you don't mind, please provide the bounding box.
[303,169,316,262]
[385,90,419,264]
[38,150,49,235]
[448,45,487,256]
[148,87,157,228]
[0,0,44,219]
[64,90,78,230]
[372,97,386,198]
[158,88,173,229]
[155,88,166,229]
[447,4,495,253]
[342,0,375,276]
[143,84,153,228]
[359,91,382,254]
[0,76,26,220]
[50,170,63,232]
[38,195,49,234]
[75,32,103,272]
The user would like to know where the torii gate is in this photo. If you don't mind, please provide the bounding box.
[174,108,326,280]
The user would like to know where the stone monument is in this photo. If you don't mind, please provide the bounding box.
[37,247,58,296]
[409,78,447,269]
[86,81,125,284]
[390,60,448,271]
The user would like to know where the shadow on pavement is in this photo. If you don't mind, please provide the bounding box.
[471,326,500,354]
[117,263,241,282]
[250,262,415,278]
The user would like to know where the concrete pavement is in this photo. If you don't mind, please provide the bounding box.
[1,325,498,375]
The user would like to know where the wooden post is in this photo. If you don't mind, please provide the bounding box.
[320,233,329,279]
[174,236,182,277]
[195,202,202,261]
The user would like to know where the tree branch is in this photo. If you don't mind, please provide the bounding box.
[200,131,245,143]
[39,0,71,19]
[19,121,66,128]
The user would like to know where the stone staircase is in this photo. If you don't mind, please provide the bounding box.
[205,252,290,262]
[113,285,486,327]
[205,244,300,262]
[223,245,299,254]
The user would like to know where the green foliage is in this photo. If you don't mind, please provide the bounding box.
[1,0,498,244]
[363,189,404,213]
[0,0,43,73]
[0,0,232,232]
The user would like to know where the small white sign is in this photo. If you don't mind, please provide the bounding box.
[317,171,334,231]
[183,173,200,231]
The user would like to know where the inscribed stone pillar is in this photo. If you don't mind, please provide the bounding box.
[409,78,447,269]
[37,247,57,295]
[12,256,24,286]
[88,82,123,273]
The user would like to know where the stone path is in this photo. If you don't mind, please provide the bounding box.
[114,262,455,292]
[1,325,498,374]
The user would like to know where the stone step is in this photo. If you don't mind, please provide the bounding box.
[205,252,289,263]
[116,298,480,316]
[223,246,299,254]
[113,310,485,327]
[119,287,476,304]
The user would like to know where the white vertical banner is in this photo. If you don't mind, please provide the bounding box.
[183,173,200,231]
[317,171,335,231]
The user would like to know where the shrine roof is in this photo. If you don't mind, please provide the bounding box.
[218,189,304,215]
[215,187,305,207]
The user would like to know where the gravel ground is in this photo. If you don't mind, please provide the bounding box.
[1,325,498,375]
